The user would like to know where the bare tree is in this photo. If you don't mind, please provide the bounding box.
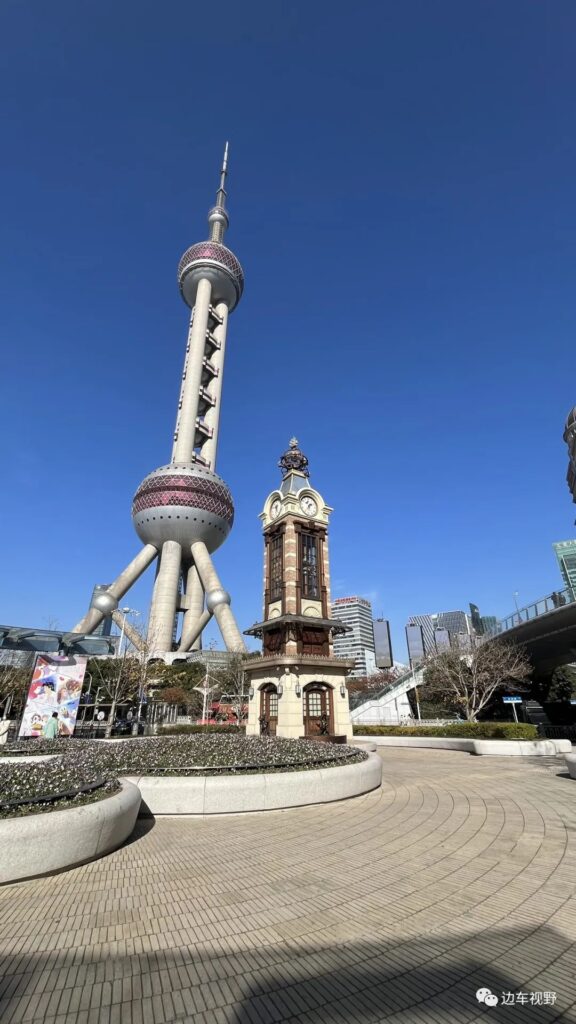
[0,660,33,720]
[423,639,531,722]
[346,667,404,698]
[212,653,248,723]
[89,654,141,737]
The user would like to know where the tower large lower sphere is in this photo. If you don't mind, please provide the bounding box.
[73,146,247,659]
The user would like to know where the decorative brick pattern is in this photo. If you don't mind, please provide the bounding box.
[132,474,234,525]
[178,241,244,296]
[1,750,575,1023]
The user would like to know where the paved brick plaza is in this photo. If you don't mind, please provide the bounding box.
[1,748,575,1024]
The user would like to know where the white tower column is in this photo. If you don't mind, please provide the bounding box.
[172,277,212,463]
[147,540,182,654]
[201,301,229,469]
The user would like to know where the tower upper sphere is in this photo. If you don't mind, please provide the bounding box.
[177,143,244,311]
[178,241,244,311]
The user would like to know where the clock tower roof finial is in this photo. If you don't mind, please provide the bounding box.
[278,438,309,479]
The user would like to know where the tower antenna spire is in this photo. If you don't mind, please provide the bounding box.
[209,142,229,241]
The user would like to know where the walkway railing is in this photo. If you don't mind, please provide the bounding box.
[498,586,576,634]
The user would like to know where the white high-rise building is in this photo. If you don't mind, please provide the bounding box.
[331,596,376,677]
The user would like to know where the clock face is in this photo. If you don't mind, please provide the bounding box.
[300,495,318,517]
[270,499,282,519]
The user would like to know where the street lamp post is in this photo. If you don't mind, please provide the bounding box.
[117,607,141,657]
[193,672,218,724]
[513,592,521,625]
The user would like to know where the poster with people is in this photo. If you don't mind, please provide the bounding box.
[18,654,87,738]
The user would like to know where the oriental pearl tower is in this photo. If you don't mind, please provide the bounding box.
[74,146,246,658]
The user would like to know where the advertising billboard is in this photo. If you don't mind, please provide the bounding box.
[18,654,87,738]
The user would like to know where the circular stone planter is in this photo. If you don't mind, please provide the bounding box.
[565,753,576,778]
[354,736,572,756]
[0,755,59,764]
[125,751,382,815]
[0,781,141,885]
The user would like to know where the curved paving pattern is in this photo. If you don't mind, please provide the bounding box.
[1,749,576,1023]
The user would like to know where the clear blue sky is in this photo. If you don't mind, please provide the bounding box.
[2,0,575,663]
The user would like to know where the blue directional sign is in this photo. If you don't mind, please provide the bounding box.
[502,696,522,703]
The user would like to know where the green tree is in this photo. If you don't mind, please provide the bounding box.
[548,665,576,702]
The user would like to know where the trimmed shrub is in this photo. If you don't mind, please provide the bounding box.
[353,722,538,740]
[158,724,246,735]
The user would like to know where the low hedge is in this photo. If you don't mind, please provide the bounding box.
[158,724,246,735]
[353,722,538,739]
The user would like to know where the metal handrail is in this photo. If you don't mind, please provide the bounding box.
[499,586,576,634]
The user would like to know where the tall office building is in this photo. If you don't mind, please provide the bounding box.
[553,540,576,598]
[480,616,498,636]
[437,610,471,637]
[331,597,376,677]
[406,608,473,664]
[405,622,426,667]
[406,614,436,654]
[373,618,393,669]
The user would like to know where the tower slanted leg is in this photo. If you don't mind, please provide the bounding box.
[191,541,246,652]
[147,541,182,656]
[178,609,213,653]
[179,565,205,652]
[74,544,158,634]
[111,610,145,652]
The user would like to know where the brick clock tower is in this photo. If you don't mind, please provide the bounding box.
[245,439,354,740]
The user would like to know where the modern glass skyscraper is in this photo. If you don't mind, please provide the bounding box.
[480,616,498,636]
[373,618,393,669]
[405,608,473,663]
[405,623,426,667]
[553,540,576,598]
[331,597,376,677]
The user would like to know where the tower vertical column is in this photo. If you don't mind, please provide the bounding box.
[172,277,212,464]
[201,300,229,469]
[147,540,182,654]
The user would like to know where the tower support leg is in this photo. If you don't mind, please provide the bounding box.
[178,609,213,653]
[111,610,145,653]
[190,541,246,652]
[73,544,158,634]
[181,564,204,651]
[147,540,182,655]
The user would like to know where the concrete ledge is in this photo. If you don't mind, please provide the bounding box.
[0,755,59,764]
[354,735,572,756]
[565,753,576,778]
[0,781,141,885]
[124,753,382,815]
